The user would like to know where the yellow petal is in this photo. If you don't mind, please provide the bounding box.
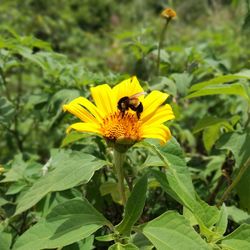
[112,76,144,104]
[142,104,175,126]
[69,97,104,122]
[141,125,172,144]
[141,91,169,121]
[63,100,98,124]
[66,122,101,134]
[91,84,116,116]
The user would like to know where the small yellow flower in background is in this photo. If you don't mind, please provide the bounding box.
[161,8,177,20]
[63,76,174,151]
[0,165,5,174]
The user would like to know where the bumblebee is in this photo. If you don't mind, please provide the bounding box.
[117,92,145,119]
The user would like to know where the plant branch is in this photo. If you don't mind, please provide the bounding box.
[217,157,250,207]
[113,149,127,206]
[156,19,170,75]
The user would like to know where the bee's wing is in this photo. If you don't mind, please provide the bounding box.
[129,92,146,99]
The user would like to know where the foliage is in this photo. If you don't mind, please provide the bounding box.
[1,0,250,249]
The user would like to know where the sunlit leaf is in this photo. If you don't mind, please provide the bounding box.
[141,211,211,250]
[220,224,250,250]
[13,199,111,250]
[14,151,108,215]
[186,83,249,101]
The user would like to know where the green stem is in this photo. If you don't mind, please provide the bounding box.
[156,19,170,75]
[114,149,126,206]
[218,157,250,207]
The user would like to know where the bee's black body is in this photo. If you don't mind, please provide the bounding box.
[117,96,143,119]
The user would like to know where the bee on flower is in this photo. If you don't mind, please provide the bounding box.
[63,76,174,151]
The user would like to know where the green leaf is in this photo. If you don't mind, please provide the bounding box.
[214,204,228,236]
[137,139,220,238]
[186,83,249,101]
[202,125,223,152]
[220,224,250,250]
[189,74,249,92]
[216,129,250,167]
[131,232,153,250]
[226,206,250,224]
[1,155,27,183]
[116,175,148,236]
[150,76,177,97]
[193,116,234,134]
[95,234,115,242]
[100,182,125,204]
[13,199,111,250]
[0,197,9,206]
[109,243,139,250]
[14,150,108,215]
[0,232,12,250]
[171,72,193,96]
[61,131,90,147]
[141,211,211,250]
[0,96,15,126]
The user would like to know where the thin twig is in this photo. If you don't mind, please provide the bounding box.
[217,157,250,207]
[156,19,170,75]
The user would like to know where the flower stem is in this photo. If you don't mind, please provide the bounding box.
[217,157,250,207]
[114,149,126,206]
[156,19,170,75]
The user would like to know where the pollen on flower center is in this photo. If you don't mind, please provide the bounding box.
[101,111,141,142]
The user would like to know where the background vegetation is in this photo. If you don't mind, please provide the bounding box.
[1,0,250,249]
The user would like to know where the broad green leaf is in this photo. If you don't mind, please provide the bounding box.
[109,243,139,250]
[13,199,111,250]
[116,175,148,236]
[226,206,250,224]
[15,150,107,215]
[186,83,249,101]
[61,131,90,147]
[220,224,250,250]
[0,232,12,250]
[214,204,228,236]
[137,139,220,238]
[189,74,249,92]
[141,211,211,250]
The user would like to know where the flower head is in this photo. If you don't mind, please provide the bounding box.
[63,76,174,151]
[161,8,176,20]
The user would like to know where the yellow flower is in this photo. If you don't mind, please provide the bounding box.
[161,8,177,20]
[63,76,174,150]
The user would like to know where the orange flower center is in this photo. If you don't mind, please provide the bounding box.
[161,8,176,19]
[101,111,141,142]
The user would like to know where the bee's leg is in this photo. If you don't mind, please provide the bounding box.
[136,103,143,119]
[136,111,141,119]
